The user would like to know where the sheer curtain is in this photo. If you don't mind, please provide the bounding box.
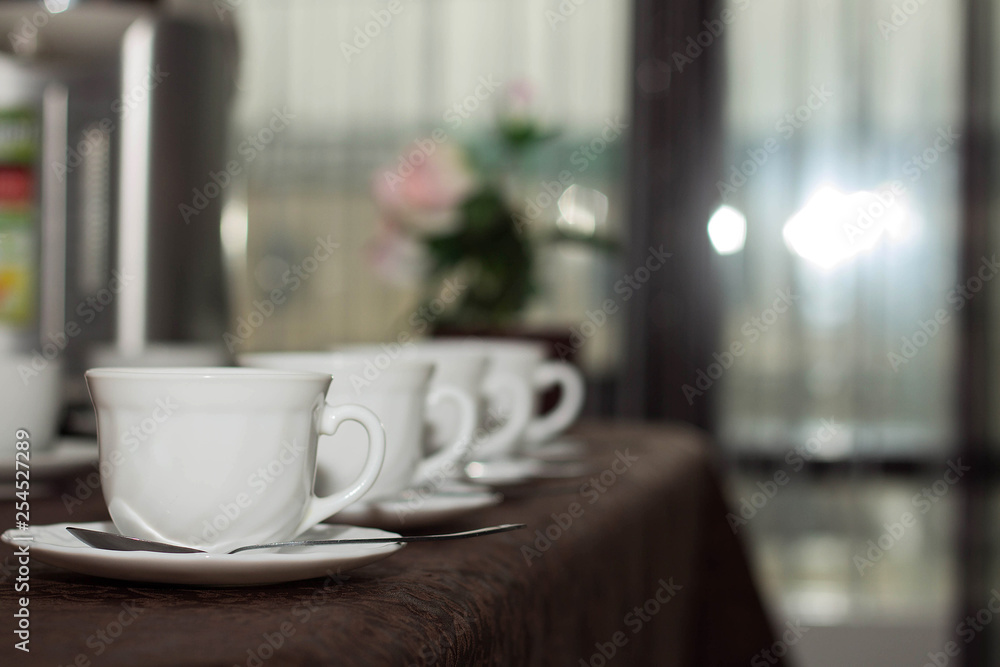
[219,0,631,372]
[714,0,965,657]
[717,0,962,459]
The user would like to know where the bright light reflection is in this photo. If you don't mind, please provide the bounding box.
[707,205,747,255]
[44,0,72,13]
[556,185,608,237]
[782,186,912,269]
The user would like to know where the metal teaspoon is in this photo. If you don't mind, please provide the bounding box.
[66,523,525,555]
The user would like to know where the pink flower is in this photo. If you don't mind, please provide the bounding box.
[501,80,535,119]
[373,143,475,235]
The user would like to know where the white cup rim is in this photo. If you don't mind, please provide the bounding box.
[238,353,433,375]
[85,366,331,382]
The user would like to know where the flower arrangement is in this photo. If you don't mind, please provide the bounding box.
[370,83,612,331]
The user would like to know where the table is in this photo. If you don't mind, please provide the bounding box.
[0,422,782,666]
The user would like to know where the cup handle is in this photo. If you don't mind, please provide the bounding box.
[295,403,386,534]
[413,386,477,484]
[523,361,585,445]
[477,371,534,458]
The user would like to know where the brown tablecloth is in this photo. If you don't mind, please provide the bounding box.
[0,422,780,666]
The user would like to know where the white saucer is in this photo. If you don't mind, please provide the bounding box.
[334,485,501,530]
[463,456,592,486]
[0,437,98,481]
[1,521,404,586]
[531,437,587,461]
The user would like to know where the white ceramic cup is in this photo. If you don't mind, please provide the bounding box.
[407,339,585,460]
[85,367,387,553]
[330,343,496,458]
[239,353,477,500]
[0,354,61,457]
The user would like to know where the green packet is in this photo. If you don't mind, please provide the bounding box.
[0,109,39,164]
[0,203,35,324]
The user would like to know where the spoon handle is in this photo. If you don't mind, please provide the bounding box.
[228,523,525,554]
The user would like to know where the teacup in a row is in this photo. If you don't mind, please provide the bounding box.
[86,367,387,554]
[84,340,584,553]
[239,352,478,499]
[324,338,585,460]
[239,341,585,491]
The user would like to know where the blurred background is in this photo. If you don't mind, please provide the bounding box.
[1,0,998,664]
